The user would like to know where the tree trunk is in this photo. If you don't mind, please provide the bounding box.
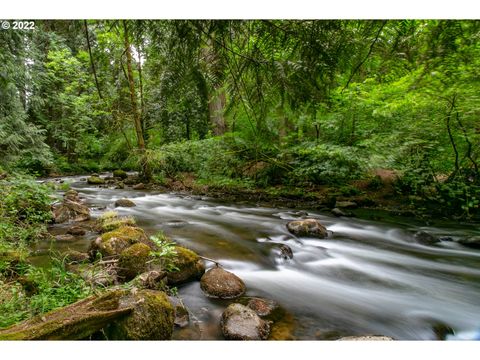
[84,20,103,100]
[0,290,132,340]
[122,20,150,180]
[208,88,227,135]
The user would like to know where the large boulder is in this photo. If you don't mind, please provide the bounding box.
[200,267,246,299]
[89,226,149,259]
[286,219,328,238]
[87,176,105,185]
[118,243,152,281]
[114,198,136,208]
[221,303,270,340]
[458,236,480,249]
[166,246,205,285]
[113,169,128,179]
[52,198,91,223]
[107,290,175,340]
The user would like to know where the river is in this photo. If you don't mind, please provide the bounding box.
[32,174,480,340]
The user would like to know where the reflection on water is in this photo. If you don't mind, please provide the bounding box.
[34,175,480,340]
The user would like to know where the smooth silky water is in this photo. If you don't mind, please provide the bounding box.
[32,175,480,340]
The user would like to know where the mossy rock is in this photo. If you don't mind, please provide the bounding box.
[97,214,136,233]
[113,169,128,179]
[118,243,152,281]
[107,290,175,340]
[89,226,148,258]
[166,246,205,285]
[87,176,105,185]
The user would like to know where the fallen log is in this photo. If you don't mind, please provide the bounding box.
[0,289,132,340]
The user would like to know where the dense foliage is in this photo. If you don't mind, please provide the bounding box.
[1,20,479,218]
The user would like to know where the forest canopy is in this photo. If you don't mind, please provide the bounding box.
[1,20,479,218]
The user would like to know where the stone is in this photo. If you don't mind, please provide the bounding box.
[118,243,152,281]
[174,305,190,328]
[115,182,125,189]
[458,236,480,249]
[166,246,205,285]
[107,289,175,340]
[114,198,136,208]
[88,226,148,259]
[414,231,440,245]
[87,176,105,185]
[133,183,145,190]
[221,303,270,340]
[278,244,293,260]
[200,267,246,299]
[335,201,358,209]
[113,169,128,179]
[55,234,75,241]
[132,270,167,290]
[286,219,328,238]
[67,226,86,236]
[331,208,347,217]
[63,250,90,264]
[247,297,278,317]
[77,264,117,287]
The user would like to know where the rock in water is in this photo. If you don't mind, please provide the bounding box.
[331,208,347,217]
[200,267,246,299]
[88,226,148,258]
[286,219,328,238]
[221,303,270,340]
[247,298,278,317]
[87,176,105,185]
[335,201,358,209]
[414,231,439,245]
[166,246,205,285]
[114,198,136,207]
[55,234,75,241]
[133,183,145,190]
[107,289,175,340]
[458,236,480,249]
[113,169,128,179]
[67,226,86,236]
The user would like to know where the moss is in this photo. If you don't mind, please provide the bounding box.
[100,226,146,243]
[113,169,128,179]
[166,246,205,285]
[87,176,105,185]
[107,290,174,340]
[118,243,151,281]
[97,215,136,233]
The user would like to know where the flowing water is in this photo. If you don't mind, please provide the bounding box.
[33,174,480,340]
